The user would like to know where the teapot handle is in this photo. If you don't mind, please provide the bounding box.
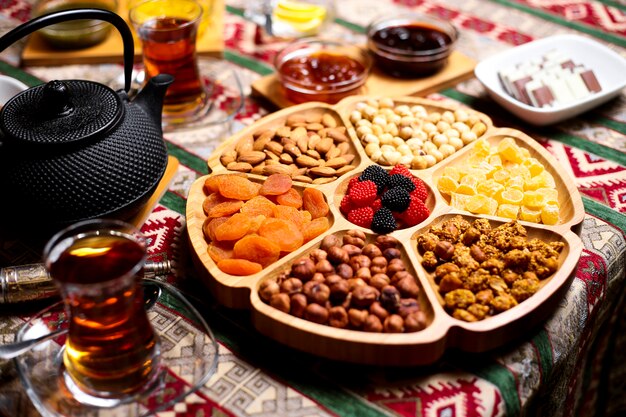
[0,9,134,93]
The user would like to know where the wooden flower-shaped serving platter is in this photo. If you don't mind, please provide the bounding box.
[186,96,584,366]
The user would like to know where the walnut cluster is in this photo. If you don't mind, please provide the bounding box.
[417,215,563,322]
[259,231,428,333]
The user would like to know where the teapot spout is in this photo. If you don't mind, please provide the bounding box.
[133,74,174,129]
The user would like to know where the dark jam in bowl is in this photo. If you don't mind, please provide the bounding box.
[277,49,369,104]
[368,20,457,78]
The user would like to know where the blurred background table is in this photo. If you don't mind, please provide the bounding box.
[1,1,625,416]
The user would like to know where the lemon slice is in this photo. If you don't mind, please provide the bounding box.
[274,1,326,22]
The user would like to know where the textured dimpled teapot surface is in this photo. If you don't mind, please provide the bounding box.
[186,96,584,366]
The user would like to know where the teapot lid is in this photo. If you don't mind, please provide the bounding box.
[0,79,123,147]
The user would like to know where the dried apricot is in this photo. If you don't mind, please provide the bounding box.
[248,215,267,234]
[302,188,329,219]
[202,192,233,215]
[233,235,281,267]
[276,187,303,208]
[204,173,246,194]
[208,200,244,218]
[207,243,233,263]
[260,173,292,196]
[241,195,276,217]
[219,176,259,200]
[302,217,330,242]
[215,213,252,241]
[217,258,263,276]
[203,217,229,242]
[259,218,304,252]
[273,205,307,228]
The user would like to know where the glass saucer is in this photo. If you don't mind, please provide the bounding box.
[14,279,219,417]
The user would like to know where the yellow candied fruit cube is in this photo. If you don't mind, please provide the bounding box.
[468,152,488,167]
[520,205,542,223]
[520,147,531,159]
[466,194,498,215]
[497,203,520,220]
[525,170,556,191]
[506,177,525,191]
[438,175,459,196]
[442,166,462,182]
[508,165,531,182]
[477,179,505,198]
[523,190,545,209]
[541,203,560,225]
[537,188,558,205]
[498,188,524,205]
[473,137,491,157]
[460,173,485,188]
[492,168,510,184]
[522,157,545,177]
[497,137,524,163]
[455,184,476,195]
[488,154,503,168]
[450,192,472,210]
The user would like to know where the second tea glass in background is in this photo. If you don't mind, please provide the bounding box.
[130,0,210,128]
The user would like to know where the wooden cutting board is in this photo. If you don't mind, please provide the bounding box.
[21,0,224,66]
[251,51,476,108]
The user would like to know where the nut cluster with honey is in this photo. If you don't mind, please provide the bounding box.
[259,231,429,333]
[417,215,564,322]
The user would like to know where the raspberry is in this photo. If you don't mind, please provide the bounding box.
[381,187,410,212]
[347,206,374,228]
[371,207,397,234]
[340,194,354,214]
[348,176,360,189]
[410,177,428,202]
[389,164,412,178]
[400,197,430,226]
[372,198,382,212]
[359,165,388,193]
[348,180,378,207]
[387,174,416,193]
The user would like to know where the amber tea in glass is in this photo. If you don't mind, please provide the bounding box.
[130,0,208,124]
[44,219,161,400]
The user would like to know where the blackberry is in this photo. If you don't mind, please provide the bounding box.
[371,207,397,234]
[381,187,411,212]
[359,165,389,193]
[387,174,416,192]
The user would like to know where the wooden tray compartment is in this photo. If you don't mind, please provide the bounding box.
[186,96,585,366]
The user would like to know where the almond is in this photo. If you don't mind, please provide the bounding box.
[276,126,292,138]
[315,137,334,154]
[337,142,350,155]
[343,154,356,164]
[322,113,337,128]
[308,166,336,177]
[295,155,320,168]
[336,165,356,176]
[235,136,254,153]
[227,161,252,172]
[306,122,324,131]
[290,126,308,143]
[238,151,266,165]
[293,175,313,184]
[220,150,237,166]
[283,143,302,158]
[251,163,265,175]
[313,177,336,185]
[279,153,294,164]
[305,113,322,124]
[253,130,275,151]
[307,134,321,150]
[297,135,309,153]
[326,128,349,143]
[286,114,307,126]
[264,141,283,156]
[325,146,341,160]
[325,157,348,169]
[263,164,293,176]
[264,149,280,161]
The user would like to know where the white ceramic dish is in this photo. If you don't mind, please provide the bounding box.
[0,74,28,108]
[475,34,626,126]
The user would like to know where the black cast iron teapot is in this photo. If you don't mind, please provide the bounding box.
[0,9,173,229]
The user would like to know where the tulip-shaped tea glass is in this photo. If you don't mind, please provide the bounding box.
[130,0,210,128]
[43,219,162,404]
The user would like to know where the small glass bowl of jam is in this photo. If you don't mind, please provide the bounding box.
[275,38,372,104]
[366,14,458,78]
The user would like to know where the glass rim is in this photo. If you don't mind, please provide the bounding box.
[129,0,203,29]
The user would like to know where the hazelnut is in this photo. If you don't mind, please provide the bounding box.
[421,251,438,270]
[383,248,402,261]
[470,244,487,263]
[329,280,350,302]
[434,241,455,260]
[383,314,405,333]
[348,308,368,328]
[434,263,460,282]
[351,285,379,308]
[345,229,366,243]
[375,235,399,250]
[417,233,439,253]
[342,244,362,257]
[290,293,307,318]
[369,301,389,321]
[291,257,316,281]
[325,274,343,287]
[461,227,481,246]
[311,272,325,282]
[315,259,334,275]
[347,277,367,291]
[303,281,330,305]
[304,303,329,324]
[309,248,328,262]
[280,277,303,294]
[405,311,428,332]
[396,275,420,298]
[328,306,349,328]
[391,270,412,285]
[438,272,463,293]
[327,246,349,264]
[259,279,280,302]
[343,233,365,248]
[321,235,342,252]
[355,267,372,281]
[369,273,390,290]
[386,258,406,276]
[380,285,401,311]
[270,293,290,313]
[335,263,354,279]
[397,298,420,318]
[361,244,383,259]
[363,314,383,333]
[370,256,388,274]
[349,255,371,271]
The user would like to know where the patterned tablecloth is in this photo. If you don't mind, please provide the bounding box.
[1,1,625,416]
